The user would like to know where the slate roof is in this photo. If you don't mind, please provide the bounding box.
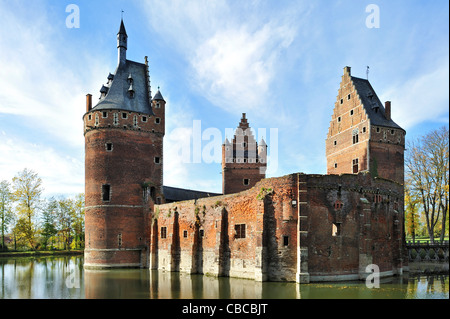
[93,60,152,114]
[351,76,405,131]
[153,89,165,102]
[162,186,221,203]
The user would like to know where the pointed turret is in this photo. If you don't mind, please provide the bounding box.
[153,89,165,102]
[117,19,128,66]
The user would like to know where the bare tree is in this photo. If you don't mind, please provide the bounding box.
[406,126,449,243]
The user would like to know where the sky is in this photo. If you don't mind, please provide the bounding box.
[0,0,448,198]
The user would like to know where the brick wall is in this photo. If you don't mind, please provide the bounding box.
[152,173,406,282]
[84,109,162,268]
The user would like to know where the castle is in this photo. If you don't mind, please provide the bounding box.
[83,20,408,283]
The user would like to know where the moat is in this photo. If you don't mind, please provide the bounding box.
[0,256,448,299]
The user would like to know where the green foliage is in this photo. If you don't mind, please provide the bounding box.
[2,168,86,252]
[256,187,273,200]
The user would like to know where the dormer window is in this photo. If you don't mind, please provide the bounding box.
[128,84,135,99]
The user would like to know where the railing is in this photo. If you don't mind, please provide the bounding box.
[406,241,449,262]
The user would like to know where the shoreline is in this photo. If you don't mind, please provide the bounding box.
[0,250,84,258]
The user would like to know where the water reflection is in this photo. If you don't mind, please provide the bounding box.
[1,256,448,299]
[0,256,84,299]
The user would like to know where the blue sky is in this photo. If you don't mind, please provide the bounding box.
[0,0,448,198]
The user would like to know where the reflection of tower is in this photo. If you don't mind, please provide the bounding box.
[83,19,166,269]
[326,66,405,185]
[222,113,267,194]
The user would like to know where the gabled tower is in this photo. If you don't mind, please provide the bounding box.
[326,66,405,184]
[83,20,166,269]
[222,113,267,194]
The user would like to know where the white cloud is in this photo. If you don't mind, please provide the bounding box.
[0,133,83,197]
[0,3,109,148]
[380,58,449,130]
[140,0,300,115]
[191,22,296,113]
[0,2,108,196]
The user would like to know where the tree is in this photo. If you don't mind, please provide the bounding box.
[12,168,43,250]
[406,126,449,243]
[41,198,58,250]
[71,193,85,249]
[0,180,14,251]
[404,183,420,243]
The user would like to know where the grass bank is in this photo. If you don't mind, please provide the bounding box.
[0,249,84,258]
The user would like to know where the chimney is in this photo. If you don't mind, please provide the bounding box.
[86,94,92,113]
[385,101,391,121]
[344,66,351,76]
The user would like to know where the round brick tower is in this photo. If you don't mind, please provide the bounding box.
[83,20,166,268]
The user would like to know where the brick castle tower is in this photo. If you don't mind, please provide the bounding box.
[326,66,405,185]
[222,113,267,194]
[83,20,166,268]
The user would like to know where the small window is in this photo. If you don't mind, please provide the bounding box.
[242,142,247,147]
[95,114,99,126]
[376,127,380,133]
[353,134,359,144]
[133,115,138,127]
[353,158,359,173]
[332,223,341,237]
[106,143,113,151]
[391,129,395,135]
[334,163,338,168]
[118,233,122,247]
[161,227,167,239]
[243,158,247,163]
[154,157,160,164]
[155,102,160,109]
[102,184,111,202]
[334,200,343,210]
[199,229,204,237]
[340,99,343,104]
[102,111,108,118]
[337,117,341,122]
[235,224,246,239]
[283,236,289,247]
[142,116,147,122]
[350,109,354,116]
[113,113,119,126]
[183,230,188,238]
[155,117,161,124]
[122,112,128,119]
[334,140,337,146]
[88,114,92,121]
[347,94,351,100]
[363,127,366,133]
[243,178,249,186]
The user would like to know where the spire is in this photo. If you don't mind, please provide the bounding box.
[117,18,128,66]
[153,87,165,102]
[118,18,127,37]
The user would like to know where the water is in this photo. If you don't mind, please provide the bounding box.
[0,255,448,299]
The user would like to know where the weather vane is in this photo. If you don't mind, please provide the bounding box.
[121,10,124,19]
[366,66,370,80]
